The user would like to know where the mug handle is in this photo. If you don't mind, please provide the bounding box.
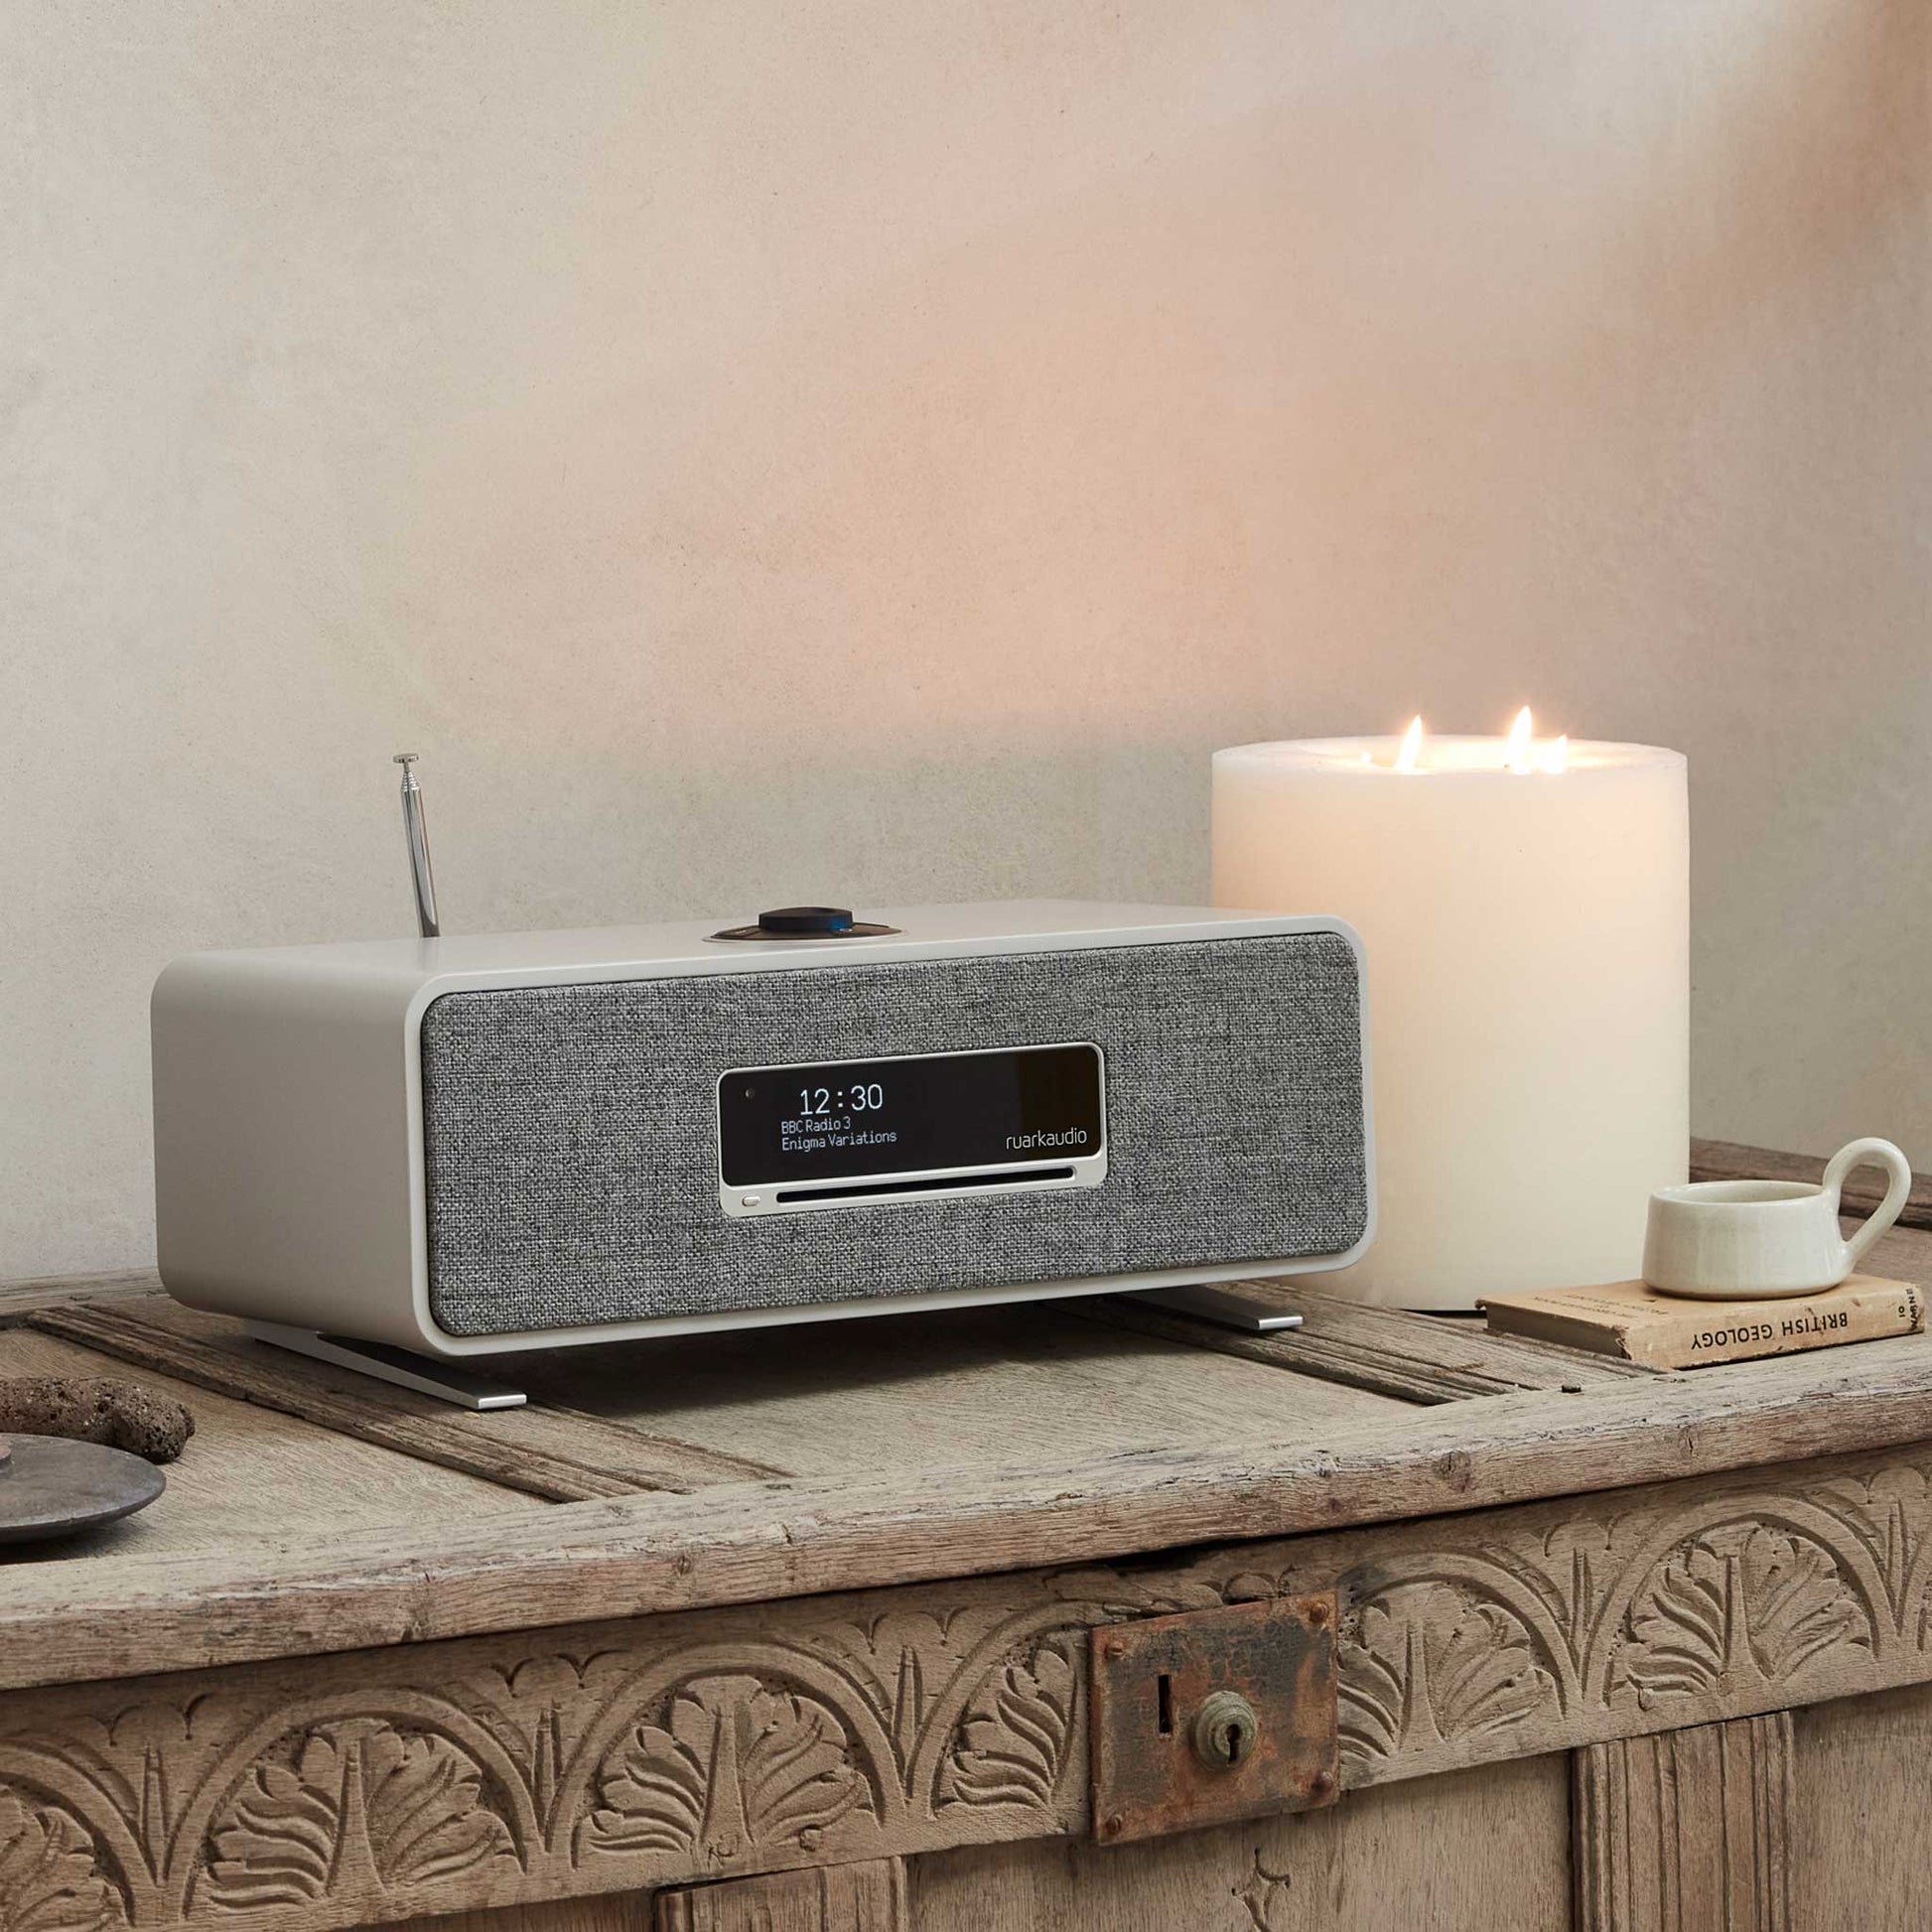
[1824,1138,1915,1272]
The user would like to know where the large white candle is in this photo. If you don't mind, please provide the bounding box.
[1213,720,1688,1310]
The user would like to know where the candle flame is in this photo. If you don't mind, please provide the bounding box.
[1504,706,1536,773]
[1393,715,1424,772]
[1538,734,1570,774]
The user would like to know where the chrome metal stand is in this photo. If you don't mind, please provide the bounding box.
[1136,1285,1306,1333]
[242,1320,527,1410]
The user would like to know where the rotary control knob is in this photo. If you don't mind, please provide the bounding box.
[708,905,900,943]
[757,906,855,936]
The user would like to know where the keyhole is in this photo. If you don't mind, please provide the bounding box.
[1157,1674,1173,1736]
[1191,1690,1261,1771]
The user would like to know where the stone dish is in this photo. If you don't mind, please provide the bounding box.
[0,1433,165,1545]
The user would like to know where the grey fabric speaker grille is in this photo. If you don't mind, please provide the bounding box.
[419,934,1366,1336]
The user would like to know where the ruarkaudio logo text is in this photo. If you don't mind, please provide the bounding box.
[1006,1129,1090,1151]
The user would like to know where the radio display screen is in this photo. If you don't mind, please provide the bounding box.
[718,1043,1104,1188]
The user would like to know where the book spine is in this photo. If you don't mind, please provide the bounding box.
[1623,1282,1923,1370]
[1483,1307,1627,1356]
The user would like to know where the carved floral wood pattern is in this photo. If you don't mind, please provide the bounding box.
[6,1447,1932,1929]
[0,1607,1099,1932]
[1328,1464,1914,1781]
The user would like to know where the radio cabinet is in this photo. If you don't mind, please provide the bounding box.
[150,901,1372,1364]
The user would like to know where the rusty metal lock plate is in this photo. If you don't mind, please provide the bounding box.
[1089,1593,1338,1845]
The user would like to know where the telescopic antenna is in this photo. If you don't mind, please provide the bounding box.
[392,753,441,938]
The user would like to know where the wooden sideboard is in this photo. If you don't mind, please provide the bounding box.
[4,1141,1931,1932]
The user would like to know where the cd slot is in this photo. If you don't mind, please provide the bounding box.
[775,1165,1077,1206]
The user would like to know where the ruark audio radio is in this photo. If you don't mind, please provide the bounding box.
[152,900,1374,1404]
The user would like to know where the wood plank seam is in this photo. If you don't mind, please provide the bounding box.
[26,1300,790,1500]
[654,1859,908,1931]
[1077,1292,1654,1406]
[1571,1712,1792,1931]
[1075,1300,1506,1404]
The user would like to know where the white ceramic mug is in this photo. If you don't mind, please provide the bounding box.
[1642,1138,1915,1299]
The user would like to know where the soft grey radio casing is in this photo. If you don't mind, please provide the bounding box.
[152,901,1375,1358]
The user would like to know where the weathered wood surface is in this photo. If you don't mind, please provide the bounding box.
[8,1324,1932,1694]
[1573,1714,1793,1932]
[481,1297,1407,1474]
[1789,1678,1932,1929]
[401,1902,648,1932]
[1692,1136,1932,1232]
[1078,1280,1654,1403]
[1,1327,530,1558]
[0,1166,1928,1929]
[898,1754,1574,1931]
[28,1297,788,1501]
[6,1436,1932,1928]
[0,1218,1924,1690]
[656,1862,906,1932]
[19,1279,1412,1488]
[0,1268,155,1324]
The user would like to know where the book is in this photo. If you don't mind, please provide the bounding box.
[1479,1274,1924,1371]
